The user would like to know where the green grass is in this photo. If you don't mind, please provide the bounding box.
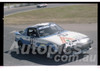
[4,4,97,25]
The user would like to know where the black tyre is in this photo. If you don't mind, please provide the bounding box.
[18,41,23,48]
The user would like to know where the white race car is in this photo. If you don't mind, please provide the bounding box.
[36,4,47,8]
[15,22,93,58]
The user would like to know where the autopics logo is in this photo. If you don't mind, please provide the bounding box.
[8,40,91,62]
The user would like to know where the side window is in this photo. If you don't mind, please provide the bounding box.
[27,28,33,36]
[27,28,39,37]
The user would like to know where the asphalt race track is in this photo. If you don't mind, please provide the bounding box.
[4,24,97,66]
[4,4,97,66]
[4,4,76,16]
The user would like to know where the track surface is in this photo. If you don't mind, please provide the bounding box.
[4,24,97,66]
[4,4,97,65]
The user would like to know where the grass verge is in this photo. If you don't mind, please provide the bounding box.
[4,4,97,25]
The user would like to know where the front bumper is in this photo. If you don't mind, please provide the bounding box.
[63,38,93,55]
[77,38,93,48]
[47,38,93,58]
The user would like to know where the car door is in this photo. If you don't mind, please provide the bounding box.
[26,28,39,45]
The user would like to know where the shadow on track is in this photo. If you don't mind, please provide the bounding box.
[4,49,89,65]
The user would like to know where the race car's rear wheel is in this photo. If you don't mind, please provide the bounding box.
[18,41,23,48]
[17,41,23,53]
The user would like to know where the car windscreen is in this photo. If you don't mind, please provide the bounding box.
[38,24,64,37]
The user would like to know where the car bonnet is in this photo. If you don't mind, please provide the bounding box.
[40,31,88,45]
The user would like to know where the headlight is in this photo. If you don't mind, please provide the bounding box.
[79,38,89,44]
